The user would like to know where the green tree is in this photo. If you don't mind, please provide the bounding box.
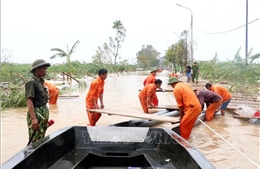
[111,20,126,65]
[247,48,260,64]
[136,45,160,69]
[50,40,80,83]
[249,53,260,64]
[165,45,177,72]
[180,30,188,63]
[229,47,260,65]
[164,37,187,73]
[50,40,80,64]
[91,20,126,75]
[1,48,12,64]
[100,20,126,65]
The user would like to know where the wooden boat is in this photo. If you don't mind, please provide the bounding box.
[1,126,215,169]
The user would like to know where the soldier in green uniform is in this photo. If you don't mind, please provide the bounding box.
[191,62,199,84]
[25,59,51,143]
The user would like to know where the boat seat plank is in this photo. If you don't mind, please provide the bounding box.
[49,149,87,169]
[87,109,179,123]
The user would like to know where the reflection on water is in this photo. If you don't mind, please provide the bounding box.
[1,71,260,168]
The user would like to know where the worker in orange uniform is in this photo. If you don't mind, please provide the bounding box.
[85,68,108,126]
[169,71,178,78]
[44,82,59,104]
[142,68,159,106]
[168,77,201,140]
[205,83,232,116]
[139,79,163,113]
[194,89,223,121]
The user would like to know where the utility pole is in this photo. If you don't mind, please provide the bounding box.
[245,0,248,66]
[176,3,194,63]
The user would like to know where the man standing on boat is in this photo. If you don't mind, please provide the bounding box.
[194,89,222,121]
[25,59,51,143]
[143,68,159,106]
[205,83,232,116]
[139,79,163,113]
[85,68,108,126]
[168,77,201,140]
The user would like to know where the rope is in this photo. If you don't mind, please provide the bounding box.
[198,119,260,168]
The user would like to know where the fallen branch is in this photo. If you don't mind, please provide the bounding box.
[62,72,80,83]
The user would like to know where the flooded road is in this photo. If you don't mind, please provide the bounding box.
[1,70,259,168]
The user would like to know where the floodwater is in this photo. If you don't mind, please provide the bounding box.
[1,70,259,169]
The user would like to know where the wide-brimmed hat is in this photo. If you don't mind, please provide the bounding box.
[150,67,158,73]
[31,59,51,73]
[168,77,179,85]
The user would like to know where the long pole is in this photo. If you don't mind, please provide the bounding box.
[198,119,259,168]
[176,3,193,62]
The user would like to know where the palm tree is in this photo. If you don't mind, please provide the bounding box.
[50,40,80,64]
[50,40,80,84]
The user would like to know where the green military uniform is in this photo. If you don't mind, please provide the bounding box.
[25,76,49,143]
[192,64,199,83]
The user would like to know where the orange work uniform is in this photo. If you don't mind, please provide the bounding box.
[210,85,231,103]
[143,74,158,106]
[173,83,201,140]
[196,90,222,121]
[139,84,157,113]
[44,82,59,104]
[85,77,104,126]
[170,73,178,78]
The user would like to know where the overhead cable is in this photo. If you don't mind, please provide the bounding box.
[195,18,259,34]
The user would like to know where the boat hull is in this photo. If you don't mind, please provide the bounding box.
[2,126,215,169]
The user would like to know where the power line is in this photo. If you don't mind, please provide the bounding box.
[194,0,218,25]
[195,18,259,34]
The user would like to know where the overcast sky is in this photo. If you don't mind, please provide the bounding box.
[1,0,260,64]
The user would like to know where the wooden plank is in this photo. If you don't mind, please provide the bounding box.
[59,95,79,98]
[233,114,260,119]
[231,98,257,102]
[138,89,173,92]
[228,104,259,111]
[150,105,179,110]
[229,103,259,107]
[152,105,246,111]
[230,100,259,105]
[231,95,258,99]
[86,109,180,123]
[151,105,246,111]
[226,106,238,110]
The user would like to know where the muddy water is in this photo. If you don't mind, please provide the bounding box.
[1,71,259,169]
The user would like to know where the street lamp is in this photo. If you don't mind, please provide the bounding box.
[176,3,193,63]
